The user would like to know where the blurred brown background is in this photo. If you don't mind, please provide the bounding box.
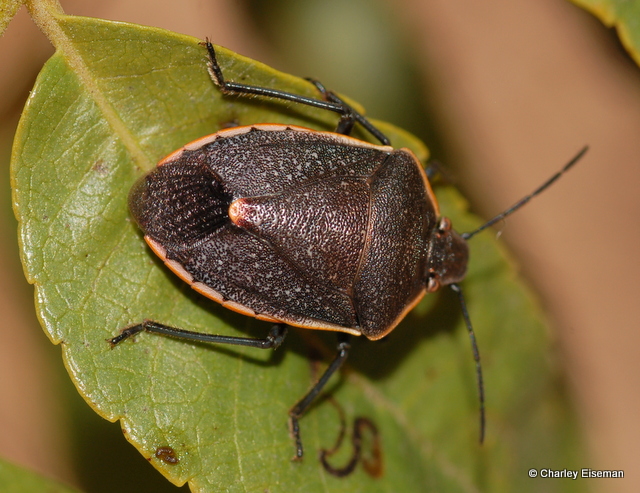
[0,1,638,492]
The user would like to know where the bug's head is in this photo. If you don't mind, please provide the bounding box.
[425,217,469,293]
[423,146,590,296]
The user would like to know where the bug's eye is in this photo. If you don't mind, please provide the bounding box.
[426,272,441,292]
[437,217,452,235]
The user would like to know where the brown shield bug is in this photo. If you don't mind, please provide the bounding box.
[110,40,587,461]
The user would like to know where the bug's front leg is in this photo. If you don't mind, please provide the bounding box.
[288,334,351,460]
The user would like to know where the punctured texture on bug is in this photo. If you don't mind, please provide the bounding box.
[129,124,468,341]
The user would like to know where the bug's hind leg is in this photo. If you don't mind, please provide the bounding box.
[205,40,345,115]
[288,333,351,460]
[305,78,390,144]
[203,40,390,145]
[109,321,288,350]
[304,78,357,136]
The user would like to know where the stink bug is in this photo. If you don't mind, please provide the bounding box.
[110,40,587,461]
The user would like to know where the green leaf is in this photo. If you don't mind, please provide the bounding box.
[570,0,640,66]
[0,0,23,36]
[12,13,583,492]
[0,458,80,493]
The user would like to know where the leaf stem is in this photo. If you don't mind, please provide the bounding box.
[24,0,155,172]
[25,0,65,42]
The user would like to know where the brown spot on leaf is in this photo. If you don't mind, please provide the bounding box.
[155,446,179,465]
[92,159,108,176]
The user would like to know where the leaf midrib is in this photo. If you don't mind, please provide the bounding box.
[28,3,155,173]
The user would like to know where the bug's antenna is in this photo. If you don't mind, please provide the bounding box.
[450,283,485,443]
[462,146,588,240]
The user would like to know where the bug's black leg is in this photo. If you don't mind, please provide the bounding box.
[203,40,390,145]
[449,284,485,443]
[424,159,458,184]
[109,320,288,350]
[335,115,356,136]
[305,78,390,145]
[205,41,343,114]
[425,160,442,181]
[305,78,357,136]
[289,333,351,460]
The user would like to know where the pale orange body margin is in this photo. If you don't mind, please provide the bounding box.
[150,124,440,341]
